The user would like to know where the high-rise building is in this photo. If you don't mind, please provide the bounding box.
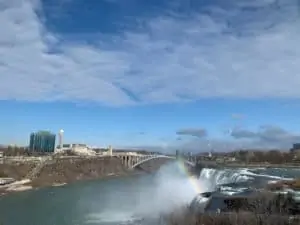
[58,129,64,149]
[108,145,113,156]
[29,131,56,153]
[176,150,180,159]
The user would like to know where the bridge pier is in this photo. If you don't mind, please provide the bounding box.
[131,156,134,167]
[133,156,137,166]
[119,155,136,168]
[128,156,131,166]
[121,156,130,167]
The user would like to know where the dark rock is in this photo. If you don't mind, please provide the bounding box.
[30,157,129,187]
[266,179,300,191]
[222,193,300,215]
[189,192,214,213]
[190,192,300,215]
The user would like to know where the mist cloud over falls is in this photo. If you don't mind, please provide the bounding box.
[83,162,207,224]
[80,161,260,224]
[131,162,203,217]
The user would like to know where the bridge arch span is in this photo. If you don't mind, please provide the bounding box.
[131,155,195,169]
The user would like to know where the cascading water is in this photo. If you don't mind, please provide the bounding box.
[189,167,256,212]
[83,163,296,225]
[131,166,259,218]
[190,166,298,212]
[198,168,254,193]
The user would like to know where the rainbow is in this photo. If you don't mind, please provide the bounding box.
[176,158,202,194]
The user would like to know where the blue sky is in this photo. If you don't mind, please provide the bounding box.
[1,0,300,152]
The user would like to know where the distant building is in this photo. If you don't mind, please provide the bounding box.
[292,143,300,150]
[208,151,212,158]
[29,131,56,153]
[176,150,180,159]
[290,143,300,159]
[58,129,64,149]
[59,143,87,150]
[55,143,96,156]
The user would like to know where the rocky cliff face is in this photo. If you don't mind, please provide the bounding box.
[30,157,128,187]
[0,162,37,180]
[190,191,300,215]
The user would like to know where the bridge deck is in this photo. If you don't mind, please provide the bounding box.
[115,154,196,169]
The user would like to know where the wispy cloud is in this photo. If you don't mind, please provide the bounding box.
[230,125,300,144]
[176,128,207,138]
[231,113,245,120]
[1,0,300,105]
[173,125,300,152]
[119,124,300,153]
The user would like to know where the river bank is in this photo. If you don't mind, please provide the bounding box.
[2,158,300,196]
[0,156,136,196]
[1,163,300,225]
[0,156,184,197]
[166,192,300,225]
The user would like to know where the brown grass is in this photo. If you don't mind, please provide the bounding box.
[0,162,37,179]
[30,157,128,187]
[267,179,300,191]
[164,194,300,225]
[166,210,300,225]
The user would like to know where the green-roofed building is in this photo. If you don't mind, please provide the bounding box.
[29,131,56,153]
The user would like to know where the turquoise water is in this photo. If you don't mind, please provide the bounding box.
[0,176,152,225]
[0,164,300,225]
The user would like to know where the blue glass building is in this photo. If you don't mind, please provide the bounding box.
[29,131,56,153]
[176,150,180,159]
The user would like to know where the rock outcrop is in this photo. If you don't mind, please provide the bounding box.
[0,162,37,180]
[30,157,128,187]
[267,179,300,191]
[190,192,300,215]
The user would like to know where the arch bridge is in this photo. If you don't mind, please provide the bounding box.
[115,154,197,169]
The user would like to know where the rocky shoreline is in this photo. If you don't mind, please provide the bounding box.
[1,158,300,197]
[0,155,178,196]
[165,174,300,225]
[166,190,300,225]
[0,156,135,196]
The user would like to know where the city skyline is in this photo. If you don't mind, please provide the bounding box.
[1,0,300,152]
[2,99,300,152]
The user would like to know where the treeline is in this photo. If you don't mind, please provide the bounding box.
[1,147,300,164]
[239,150,295,164]
[221,150,297,164]
[0,146,162,157]
[0,147,51,156]
[194,149,299,164]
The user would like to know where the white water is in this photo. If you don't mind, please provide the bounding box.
[0,164,298,225]
[241,169,294,181]
[199,168,253,189]
[85,163,296,224]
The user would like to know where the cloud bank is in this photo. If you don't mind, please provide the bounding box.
[182,125,300,152]
[133,125,300,153]
[1,0,300,105]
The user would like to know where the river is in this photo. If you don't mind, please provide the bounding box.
[1,162,300,225]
